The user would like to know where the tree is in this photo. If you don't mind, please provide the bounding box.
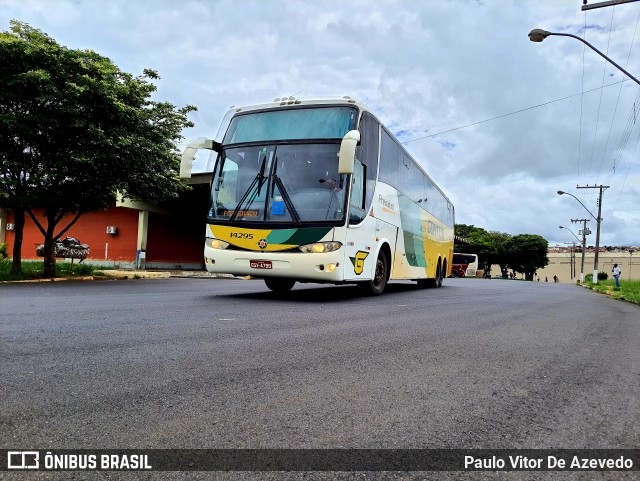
[0,22,196,276]
[505,234,549,281]
[454,224,511,277]
[484,231,511,278]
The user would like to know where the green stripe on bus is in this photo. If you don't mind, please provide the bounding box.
[285,227,332,246]
[265,229,298,244]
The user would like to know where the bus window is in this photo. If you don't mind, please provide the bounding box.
[356,112,379,212]
[380,129,400,188]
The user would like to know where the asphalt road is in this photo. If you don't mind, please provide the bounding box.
[1,277,639,480]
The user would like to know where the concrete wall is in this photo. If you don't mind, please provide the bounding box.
[491,251,640,283]
[2,204,207,269]
[4,207,139,263]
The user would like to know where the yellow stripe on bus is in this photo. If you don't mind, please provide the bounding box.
[209,225,296,252]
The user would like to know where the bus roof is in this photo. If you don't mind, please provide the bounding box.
[214,96,367,143]
[225,96,369,115]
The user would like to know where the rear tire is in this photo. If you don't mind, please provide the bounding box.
[358,251,388,296]
[264,278,296,293]
[418,258,442,288]
[439,260,446,287]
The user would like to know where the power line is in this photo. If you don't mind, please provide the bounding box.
[610,121,640,215]
[586,7,616,183]
[596,6,640,181]
[401,80,629,145]
[603,89,640,186]
[576,10,588,219]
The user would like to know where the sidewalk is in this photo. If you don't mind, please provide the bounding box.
[100,269,240,280]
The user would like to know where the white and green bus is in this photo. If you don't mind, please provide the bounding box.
[181,96,454,295]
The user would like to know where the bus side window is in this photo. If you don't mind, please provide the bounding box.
[357,112,379,212]
[349,159,366,224]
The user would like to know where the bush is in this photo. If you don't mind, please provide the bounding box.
[585,272,609,282]
[0,242,7,258]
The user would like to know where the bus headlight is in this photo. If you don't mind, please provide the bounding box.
[206,238,230,250]
[298,242,342,253]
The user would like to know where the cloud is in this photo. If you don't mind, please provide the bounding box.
[2,0,639,245]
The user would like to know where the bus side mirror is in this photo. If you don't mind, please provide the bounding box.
[338,130,360,175]
[180,138,222,179]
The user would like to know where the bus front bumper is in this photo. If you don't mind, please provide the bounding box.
[204,246,346,282]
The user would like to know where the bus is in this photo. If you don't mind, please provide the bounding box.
[451,253,479,277]
[181,96,454,295]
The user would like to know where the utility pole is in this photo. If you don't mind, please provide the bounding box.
[571,218,590,283]
[577,185,609,283]
[563,242,577,281]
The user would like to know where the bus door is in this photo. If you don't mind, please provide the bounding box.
[343,159,376,281]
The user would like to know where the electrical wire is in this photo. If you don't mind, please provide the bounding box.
[610,124,640,215]
[576,10,588,222]
[400,80,629,145]
[587,7,615,183]
[596,7,640,181]
[604,90,640,186]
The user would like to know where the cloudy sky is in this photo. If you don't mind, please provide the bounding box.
[3,0,640,246]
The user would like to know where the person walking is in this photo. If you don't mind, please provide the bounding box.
[612,264,621,287]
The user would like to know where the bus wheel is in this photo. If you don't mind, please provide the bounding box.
[418,258,442,288]
[359,251,388,296]
[264,278,296,293]
[433,259,442,288]
[438,260,445,287]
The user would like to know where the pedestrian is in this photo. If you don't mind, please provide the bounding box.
[612,263,621,287]
[553,275,558,283]
[545,277,548,282]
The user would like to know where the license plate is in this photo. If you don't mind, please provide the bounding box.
[250,260,272,269]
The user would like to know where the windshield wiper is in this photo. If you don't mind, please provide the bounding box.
[256,154,267,196]
[229,155,267,223]
[271,157,301,225]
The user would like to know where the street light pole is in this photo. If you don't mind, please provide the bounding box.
[557,187,608,283]
[582,0,640,12]
[577,185,609,283]
[528,29,640,86]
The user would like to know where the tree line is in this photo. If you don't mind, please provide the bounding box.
[454,224,549,281]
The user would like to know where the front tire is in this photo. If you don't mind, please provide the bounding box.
[264,278,296,293]
[358,251,388,296]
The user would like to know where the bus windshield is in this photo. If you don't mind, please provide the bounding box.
[224,107,357,143]
[209,143,347,224]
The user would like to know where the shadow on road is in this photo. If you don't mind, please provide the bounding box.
[212,281,448,304]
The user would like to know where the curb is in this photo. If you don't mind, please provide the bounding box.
[1,271,247,284]
[1,276,95,284]
[100,271,170,280]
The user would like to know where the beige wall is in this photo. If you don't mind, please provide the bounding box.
[491,251,640,283]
